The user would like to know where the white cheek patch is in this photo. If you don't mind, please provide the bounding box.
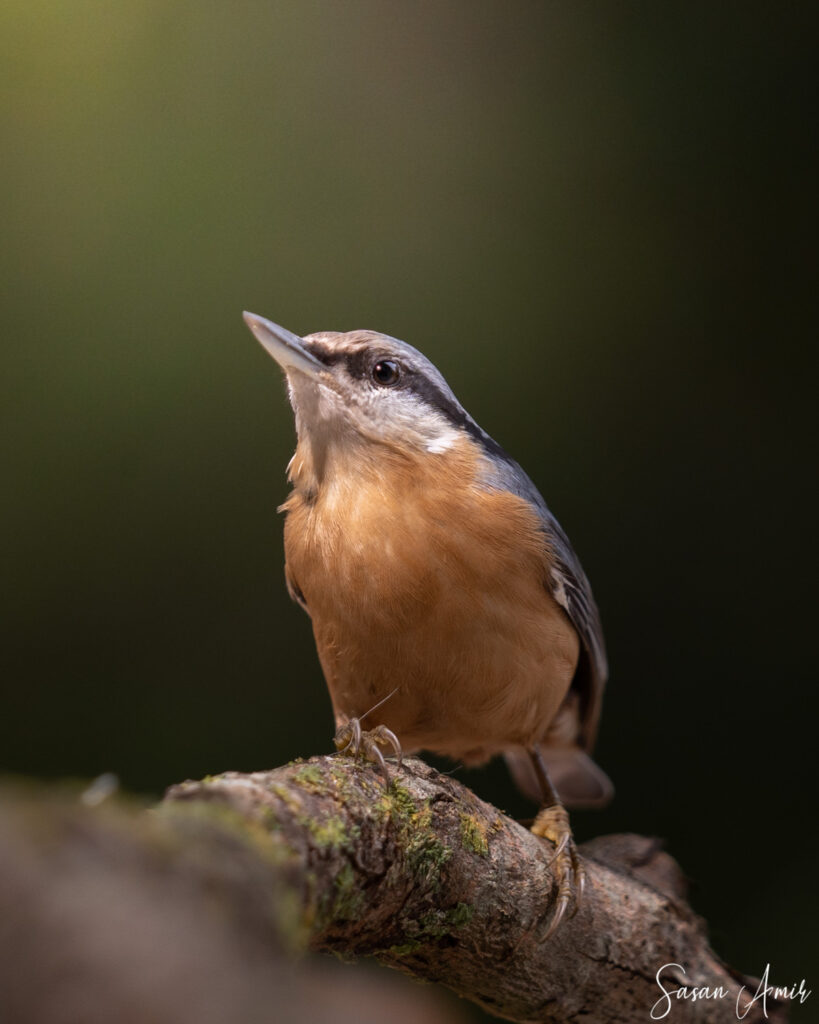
[289,371,464,456]
[425,425,461,453]
[374,392,463,454]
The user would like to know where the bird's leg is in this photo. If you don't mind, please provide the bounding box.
[529,747,585,939]
[334,717,402,787]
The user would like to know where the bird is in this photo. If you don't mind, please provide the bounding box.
[243,311,612,936]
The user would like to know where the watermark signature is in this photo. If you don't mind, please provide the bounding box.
[651,962,811,1020]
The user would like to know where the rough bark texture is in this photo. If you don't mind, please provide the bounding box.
[0,757,788,1024]
[165,756,783,1023]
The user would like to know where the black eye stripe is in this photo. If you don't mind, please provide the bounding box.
[345,350,403,385]
[403,371,512,461]
[344,350,372,379]
[325,345,514,463]
[302,340,342,366]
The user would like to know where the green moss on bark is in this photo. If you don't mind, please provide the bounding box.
[459,812,489,857]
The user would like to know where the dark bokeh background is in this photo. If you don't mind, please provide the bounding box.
[2,2,816,1018]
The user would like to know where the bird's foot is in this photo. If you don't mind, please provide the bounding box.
[334,718,402,786]
[531,803,585,939]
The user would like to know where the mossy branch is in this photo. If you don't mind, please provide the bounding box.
[164,756,783,1023]
[0,758,787,1024]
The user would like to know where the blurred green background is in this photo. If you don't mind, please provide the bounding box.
[1,1,815,1016]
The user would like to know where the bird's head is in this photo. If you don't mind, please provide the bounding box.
[243,313,498,482]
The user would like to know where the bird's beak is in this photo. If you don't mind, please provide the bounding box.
[242,312,325,377]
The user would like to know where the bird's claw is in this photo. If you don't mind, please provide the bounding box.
[334,718,402,786]
[531,804,585,939]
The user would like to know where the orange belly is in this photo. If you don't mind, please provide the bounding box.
[282,440,579,763]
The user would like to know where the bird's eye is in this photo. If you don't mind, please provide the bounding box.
[371,359,401,386]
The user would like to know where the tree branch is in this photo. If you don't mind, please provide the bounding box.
[0,757,787,1023]
[165,756,783,1023]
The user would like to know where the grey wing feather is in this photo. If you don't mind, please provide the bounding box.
[544,513,608,680]
[481,452,608,752]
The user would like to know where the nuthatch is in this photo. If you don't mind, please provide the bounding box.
[243,311,612,935]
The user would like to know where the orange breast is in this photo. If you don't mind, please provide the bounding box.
[282,439,579,763]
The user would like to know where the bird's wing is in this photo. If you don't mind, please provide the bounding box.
[480,453,608,752]
[540,508,607,751]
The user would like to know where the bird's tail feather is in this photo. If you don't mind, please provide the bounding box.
[505,745,614,810]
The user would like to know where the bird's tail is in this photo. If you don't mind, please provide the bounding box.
[504,744,614,810]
